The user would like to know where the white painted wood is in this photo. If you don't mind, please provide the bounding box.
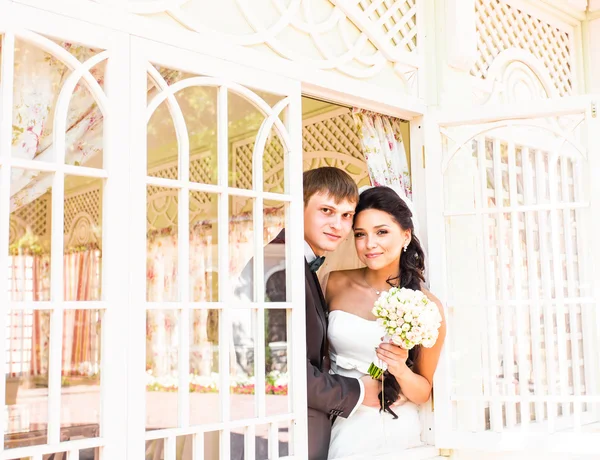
[507,131,530,429]
[127,39,151,460]
[0,29,15,452]
[435,97,600,451]
[445,0,477,72]
[521,147,546,424]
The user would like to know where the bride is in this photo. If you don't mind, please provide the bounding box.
[325,186,446,459]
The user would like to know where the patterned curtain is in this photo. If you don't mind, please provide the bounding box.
[62,248,102,376]
[352,108,411,198]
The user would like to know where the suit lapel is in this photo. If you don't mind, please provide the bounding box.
[305,260,328,327]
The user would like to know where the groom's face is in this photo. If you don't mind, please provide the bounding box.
[304,192,356,256]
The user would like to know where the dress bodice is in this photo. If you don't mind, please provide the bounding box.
[327,310,382,378]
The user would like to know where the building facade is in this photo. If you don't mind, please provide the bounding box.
[0,0,599,459]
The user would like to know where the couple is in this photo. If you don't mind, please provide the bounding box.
[271,167,446,459]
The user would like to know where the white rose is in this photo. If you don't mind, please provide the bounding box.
[402,323,411,332]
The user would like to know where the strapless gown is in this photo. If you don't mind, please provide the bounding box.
[327,310,422,459]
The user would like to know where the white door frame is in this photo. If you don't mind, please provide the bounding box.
[426,95,600,454]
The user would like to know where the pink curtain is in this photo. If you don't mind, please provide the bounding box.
[62,248,101,376]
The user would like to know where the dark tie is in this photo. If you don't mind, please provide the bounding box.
[309,256,325,272]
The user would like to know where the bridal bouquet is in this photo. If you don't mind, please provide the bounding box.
[368,287,442,379]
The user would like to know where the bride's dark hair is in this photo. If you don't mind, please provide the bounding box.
[354,186,426,418]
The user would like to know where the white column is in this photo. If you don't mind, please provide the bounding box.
[438,0,478,107]
[588,17,600,93]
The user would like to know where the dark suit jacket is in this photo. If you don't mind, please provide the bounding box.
[270,231,362,459]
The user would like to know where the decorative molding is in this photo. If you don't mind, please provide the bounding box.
[472,0,573,97]
[473,49,558,105]
[115,0,420,85]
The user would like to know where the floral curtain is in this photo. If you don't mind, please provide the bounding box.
[352,108,412,198]
[62,248,102,376]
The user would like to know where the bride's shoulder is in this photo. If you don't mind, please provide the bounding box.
[326,269,363,299]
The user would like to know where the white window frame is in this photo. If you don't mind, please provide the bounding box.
[127,37,307,460]
[0,6,131,459]
[427,95,600,455]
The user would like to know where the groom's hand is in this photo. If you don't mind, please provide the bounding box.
[360,375,382,408]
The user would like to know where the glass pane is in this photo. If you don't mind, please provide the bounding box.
[145,439,163,460]
[230,309,255,420]
[230,197,255,303]
[182,86,218,185]
[146,310,179,430]
[147,186,179,302]
[204,431,220,460]
[263,127,286,195]
[64,176,103,301]
[61,309,102,439]
[9,169,52,301]
[176,434,193,460]
[264,201,286,303]
[229,92,265,190]
[230,430,244,460]
[64,72,105,169]
[5,310,51,449]
[148,100,178,179]
[266,310,289,417]
[190,192,218,302]
[279,420,292,457]
[190,309,220,425]
[255,424,269,460]
[13,40,66,163]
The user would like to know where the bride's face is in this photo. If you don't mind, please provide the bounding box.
[353,208,410,271]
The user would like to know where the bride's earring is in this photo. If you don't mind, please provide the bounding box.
[403,241,409,252]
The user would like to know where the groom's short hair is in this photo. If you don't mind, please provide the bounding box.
[303,167,358,206]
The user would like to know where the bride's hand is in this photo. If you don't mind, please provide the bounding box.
[376,342,410,378]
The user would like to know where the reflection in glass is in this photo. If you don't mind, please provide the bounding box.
[64,176,103,301]
[262,127,286,195]
[230,430,245,460]
[9,169,52,302]
[190,309,220,425]
[147,186,179,302]
[204,431,220,460]
[181,86,218,185]
[147,99,178,179]
[190,192,218,302]
[64,71,105,169]
[263,201,286,303]
[266,310,289,417]
[229,91,264,190]
[12,39,103,170]
[61,310,102,438]
[230,197,255,303]
[230,309,256,421]
[255,424,269,460]
[146,310,179,430]
[4,310,51,449]
[176,434,194,460]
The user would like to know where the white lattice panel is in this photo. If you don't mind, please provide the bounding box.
[9,194,51,245]
[472,0,573,97]
[64,188,101,235]
[441,117,598,435]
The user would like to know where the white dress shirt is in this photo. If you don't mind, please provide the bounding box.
[304,241,364,416]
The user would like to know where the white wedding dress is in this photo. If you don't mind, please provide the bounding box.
[327,310,422,459]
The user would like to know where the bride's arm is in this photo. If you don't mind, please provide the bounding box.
[377,288,446,405]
